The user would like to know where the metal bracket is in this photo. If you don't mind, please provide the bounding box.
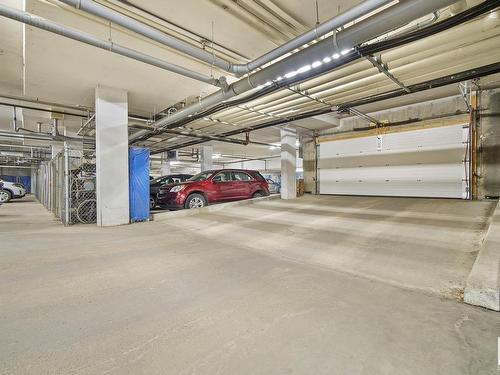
[361,51,411,94]
[458,81,472,113]
[347,107,382,127]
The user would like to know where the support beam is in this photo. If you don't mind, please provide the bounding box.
[280,127,297,200]
[160,152,171,176]
[95,85,129,227]
[200,145,213,171]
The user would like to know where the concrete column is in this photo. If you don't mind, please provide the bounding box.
[160,152,171,176]
[280,127,297,199]
[303,139,317,194]
[478,88,500,199]
[201,145,213,171]
[95,85,129,227]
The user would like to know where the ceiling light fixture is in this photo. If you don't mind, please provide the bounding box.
[297,65,311,73]
[312,61,322,68]
[322,57,331,63]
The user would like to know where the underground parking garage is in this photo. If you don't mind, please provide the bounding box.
[1,0,500,373]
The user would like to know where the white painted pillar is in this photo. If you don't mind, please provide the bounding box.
[160,152,171,176]
[201,145,213,171]
[95,85,129,227]
[280,127,297,200]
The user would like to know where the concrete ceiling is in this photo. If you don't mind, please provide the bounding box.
[0,0,499,161]
[0,0,366,158]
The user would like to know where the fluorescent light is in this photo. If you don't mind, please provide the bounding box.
[276,76,283,81]
[322,57,331,63]
[297,65,311,73]
[312,61,322,68]
[340,49,350,55]
[332,53,340,59]
[203,117,210,121]
[284,71,297,78]
[264,81,272,86]
[212,153,221,159]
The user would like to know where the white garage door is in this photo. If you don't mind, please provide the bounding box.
[318,124,469,198]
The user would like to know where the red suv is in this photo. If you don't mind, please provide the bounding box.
[157,169,270,209]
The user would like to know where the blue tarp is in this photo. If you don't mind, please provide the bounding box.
[129,147,150,222]
[0,175,31,193]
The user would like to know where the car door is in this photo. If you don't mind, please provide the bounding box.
[211,171,237,201]
[231,171,253,198]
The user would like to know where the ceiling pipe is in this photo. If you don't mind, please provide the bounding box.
[151,61,500,153]
[130,0,459,142]
[58,0,394,76]
[158,0,496,131]
[0,3,221,87]
[0,130,82,142]
[130,123,273,147]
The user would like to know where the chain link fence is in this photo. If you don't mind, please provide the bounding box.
[68,149,96,225]
[34,145,97,226]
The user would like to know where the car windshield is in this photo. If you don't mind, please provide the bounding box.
[187,171,212,182]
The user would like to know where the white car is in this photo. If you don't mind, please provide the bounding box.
[0,180,27,203]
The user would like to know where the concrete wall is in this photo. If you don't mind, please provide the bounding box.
[478,88,500,199]
[0,167,30,176]
[332,95,468,134]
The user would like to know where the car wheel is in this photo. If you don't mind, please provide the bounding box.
[253,191,264,198]
[149,196,157,210]
[0,190,12,203]
[184,193,206,209]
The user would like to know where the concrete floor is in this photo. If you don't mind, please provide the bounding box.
[1,195,499,374]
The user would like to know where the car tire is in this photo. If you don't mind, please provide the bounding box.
[253,191,264,198]
[184,193,207,209]
[150,196,157,210]
[0,189,12,203]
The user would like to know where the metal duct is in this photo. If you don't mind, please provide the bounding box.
[162,0,498,129]
[151,62,500,153]
[0,4,221,86]
[130,123,272,146]
[0,130,82,142]
[130,0,458,142]
[59,0,394,76]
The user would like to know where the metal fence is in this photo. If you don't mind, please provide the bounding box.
[69,149,96,225]
[34,145,96,226]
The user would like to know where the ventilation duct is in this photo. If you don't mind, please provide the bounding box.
[0,4,221,86]
[130,0,459,142]
[59,0,395,76]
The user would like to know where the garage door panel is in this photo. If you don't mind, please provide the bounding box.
[319,146,464,169]
[319,124,468,198]
[318,180,465,198]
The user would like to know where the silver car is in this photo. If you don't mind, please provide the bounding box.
[0,180,26,203]
[266,178,281,194]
